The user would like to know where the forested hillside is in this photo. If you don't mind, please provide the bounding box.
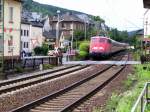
[23,0,86,16]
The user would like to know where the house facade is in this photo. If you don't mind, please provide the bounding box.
[21,19,45,57]
[144,10,150,38]
[44,12,88,49]
[50,12,85,39]
[0,0,22,60]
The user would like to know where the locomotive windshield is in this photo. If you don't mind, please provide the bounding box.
[91,38,99,42]
[99,38,107,43]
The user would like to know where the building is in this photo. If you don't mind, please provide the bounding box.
[0,0,22,60]
[21,19,45,57]
[143,0,150,38]
[44,12,89,48]
[50,12,85,39]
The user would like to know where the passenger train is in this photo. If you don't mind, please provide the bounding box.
[89,36,128,58]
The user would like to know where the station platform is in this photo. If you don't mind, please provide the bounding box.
[63,61,141,65]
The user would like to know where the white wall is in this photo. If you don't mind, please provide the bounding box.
[3,0,21,58]
[21,23,30,53]
[30,26,45,52]
[144,10,150,38]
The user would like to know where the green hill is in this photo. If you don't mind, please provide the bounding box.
[23,0,86,16]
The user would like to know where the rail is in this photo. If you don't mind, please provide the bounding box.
[131,82,150,112]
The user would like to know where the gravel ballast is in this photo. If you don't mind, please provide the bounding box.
[0,65,106,112]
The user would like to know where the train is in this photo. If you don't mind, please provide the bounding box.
[89,36,128,58]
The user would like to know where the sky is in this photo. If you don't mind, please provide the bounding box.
[34,0,146,31]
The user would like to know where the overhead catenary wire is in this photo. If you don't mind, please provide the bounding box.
[105,0,143,31]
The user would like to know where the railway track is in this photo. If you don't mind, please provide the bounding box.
[11,54,128,112]
[0,65,90,95]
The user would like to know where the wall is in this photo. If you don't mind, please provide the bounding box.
[21,23,30,53]
[3,0,21,59]
[144,10,150,38]
[30,26,45,52]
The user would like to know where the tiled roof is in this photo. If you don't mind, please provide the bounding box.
[21,18,43,28]
[43,30,62,39]
[51,12,84,23]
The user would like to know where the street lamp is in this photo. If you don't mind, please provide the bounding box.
[84,20,89,41]
[56,10,60,48]
[71,20,74,50]
[84,20,86,41]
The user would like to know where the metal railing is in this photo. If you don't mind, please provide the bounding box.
[131,82,150,112]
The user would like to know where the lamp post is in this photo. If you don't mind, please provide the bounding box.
[84,19,89,41]
[84,20,86,41]
[71,21,74,50]
[56,10,60,48]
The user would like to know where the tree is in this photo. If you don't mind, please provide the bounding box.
[108,28,129,42]
[92,16,105,23]
[87,28,98,40]
[74,30,85,41]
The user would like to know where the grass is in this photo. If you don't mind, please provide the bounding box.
[115,65,150,112]
[93,64,150,112]
[43,64,55,70]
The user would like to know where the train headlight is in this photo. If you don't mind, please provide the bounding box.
[99,47,104,50]
[93,47,98,50]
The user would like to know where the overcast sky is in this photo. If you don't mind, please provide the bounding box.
[34,0,146,31]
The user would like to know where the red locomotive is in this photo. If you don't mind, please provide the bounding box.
[89,36,128,58]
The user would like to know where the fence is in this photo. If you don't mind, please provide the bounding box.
[4,56,62,70]
[131,82,150,112]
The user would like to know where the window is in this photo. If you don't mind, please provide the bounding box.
[108,39,111,44]
[61,23,65,28]
[92,38,99,43]
[27,30,29,36]
[26,42,29,48]
[99,38,106,43]
[21,30,23,36]
[24,30,26,36]
[23,42,26,48]
[9,7,13,22]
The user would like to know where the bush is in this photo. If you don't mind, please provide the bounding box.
[34,46,42,55]
[79,51,88,59]
[41,44,49,55]
[79,42,89,52]
[15,66,23,73]
[78,41,90,60]
[34,44,49,56]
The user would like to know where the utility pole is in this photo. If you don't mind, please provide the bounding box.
[56,10,60,48]
[84,20,86,41]
[0,0,5,79]
[71,21,74,49]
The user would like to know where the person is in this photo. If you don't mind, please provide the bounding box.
[58,48,63,64]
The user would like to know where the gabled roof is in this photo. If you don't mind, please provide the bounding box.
[143,0,150,8]
[21,18,43,28]
[51,12,84,23]
[136,29,144,35]
[43,30,62,39]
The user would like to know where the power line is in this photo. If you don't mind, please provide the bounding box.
[105,0,143,30]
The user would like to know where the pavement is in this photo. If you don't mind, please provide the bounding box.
[63,61,141,65]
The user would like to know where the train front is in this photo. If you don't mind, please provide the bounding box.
[89,36,110,58]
